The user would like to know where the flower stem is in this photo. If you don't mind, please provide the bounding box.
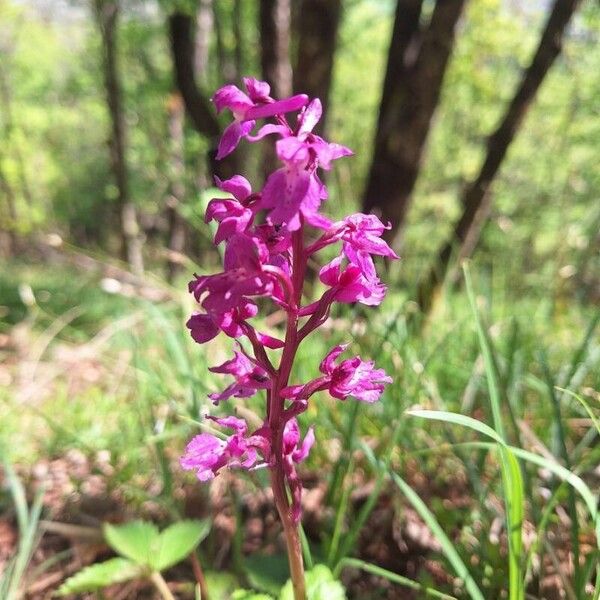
[271,467,306,600]
[267,227,307,600]
[150,571,176,600]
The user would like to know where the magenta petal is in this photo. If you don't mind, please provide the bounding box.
[298,99,322,136]
[209,350,253,376]
[217,122,244,160]
[319,344,349,375]
[256,331,285,349]
[187,314,219,344]
[180,433,226,481]
[212,84,252,114]
[243,77,271,102]
[292,426,315,463]
[246,123,289,142]
[208,415,248,434]
[319,256,343,287]
[244,94,309,120]
[216,174,252,201]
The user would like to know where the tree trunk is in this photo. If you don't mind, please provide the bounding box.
[169,11,239,179]
[95,0,144,275]
[260,0,293,98]
[417,0,582,314]
[194,0,213,83]
[165,93,187,283]
[293,0,342,136]
[362,0,466,244]
[259,0,292,179]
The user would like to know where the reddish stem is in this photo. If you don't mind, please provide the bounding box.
[267,226,307,600]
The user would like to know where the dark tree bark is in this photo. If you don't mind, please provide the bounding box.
[362,0,466,243]
[194,0,213,83]
[260,0,293,98]
[169,11,239,179]
[259,0,292,179]
[417,0,582,314]
[165,93,187,283]
[293,0,342,136]
[95,0,144,275]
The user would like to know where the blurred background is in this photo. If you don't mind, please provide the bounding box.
[1,0,599,598]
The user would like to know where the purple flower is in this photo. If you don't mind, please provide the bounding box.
[189,234,279,313]
[180,416,269,481]
[281,418,315,522]
[213,78,308,159]
[319,249,387,306]
[208,349,270,404]
[319,345,392,403]
[257,99,352,231]
[336,214,400,259]
[186,300,257,344]
[205,176,255,244]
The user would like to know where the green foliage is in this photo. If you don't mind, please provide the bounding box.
[231,591,274,600]
[57,558,142,595]
[104,519,210,571]
[279,565,346,600]
[152,520,211,571]
[245,554,290,596]
[0,461,45,600]
[58,519,209,595]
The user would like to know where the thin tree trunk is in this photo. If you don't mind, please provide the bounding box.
[195,0,213,83]
[95,0,144,275]
[259,0,292,179]
[165,93,187,283]
[260,0,293,98]
[169,11,239,179]
[293,0,342,136]
[233,0,245,79]
[417,0,582,314]
[362,0,466,244]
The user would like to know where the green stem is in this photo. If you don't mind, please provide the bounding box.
[150,571,176,600]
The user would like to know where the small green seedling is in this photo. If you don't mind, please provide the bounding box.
[58,519,210,599]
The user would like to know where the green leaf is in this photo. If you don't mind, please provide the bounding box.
[152,519,210,571]
[391,473,485,600]
[334,557,456,599]
[279,565,346,600]
[246,554,290,596]
[406,410,505,445]
[231,590,274,600]
[103,520,159,566]
[204,571,240,600]
[57,558,141,594]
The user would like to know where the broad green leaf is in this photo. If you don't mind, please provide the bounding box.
[103,521,159,566]
[152,519,210,571]
[279,565,346,600]
[57,558,141,595]
[246,554,290,595]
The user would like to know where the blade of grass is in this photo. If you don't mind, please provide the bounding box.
[539,351,581,595]
[334,557,457,599]
[391,472,486,600]
[326,459,354,567]
[464,263,524,600]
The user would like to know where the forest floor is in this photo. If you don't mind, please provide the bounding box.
[1,259,598,599]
